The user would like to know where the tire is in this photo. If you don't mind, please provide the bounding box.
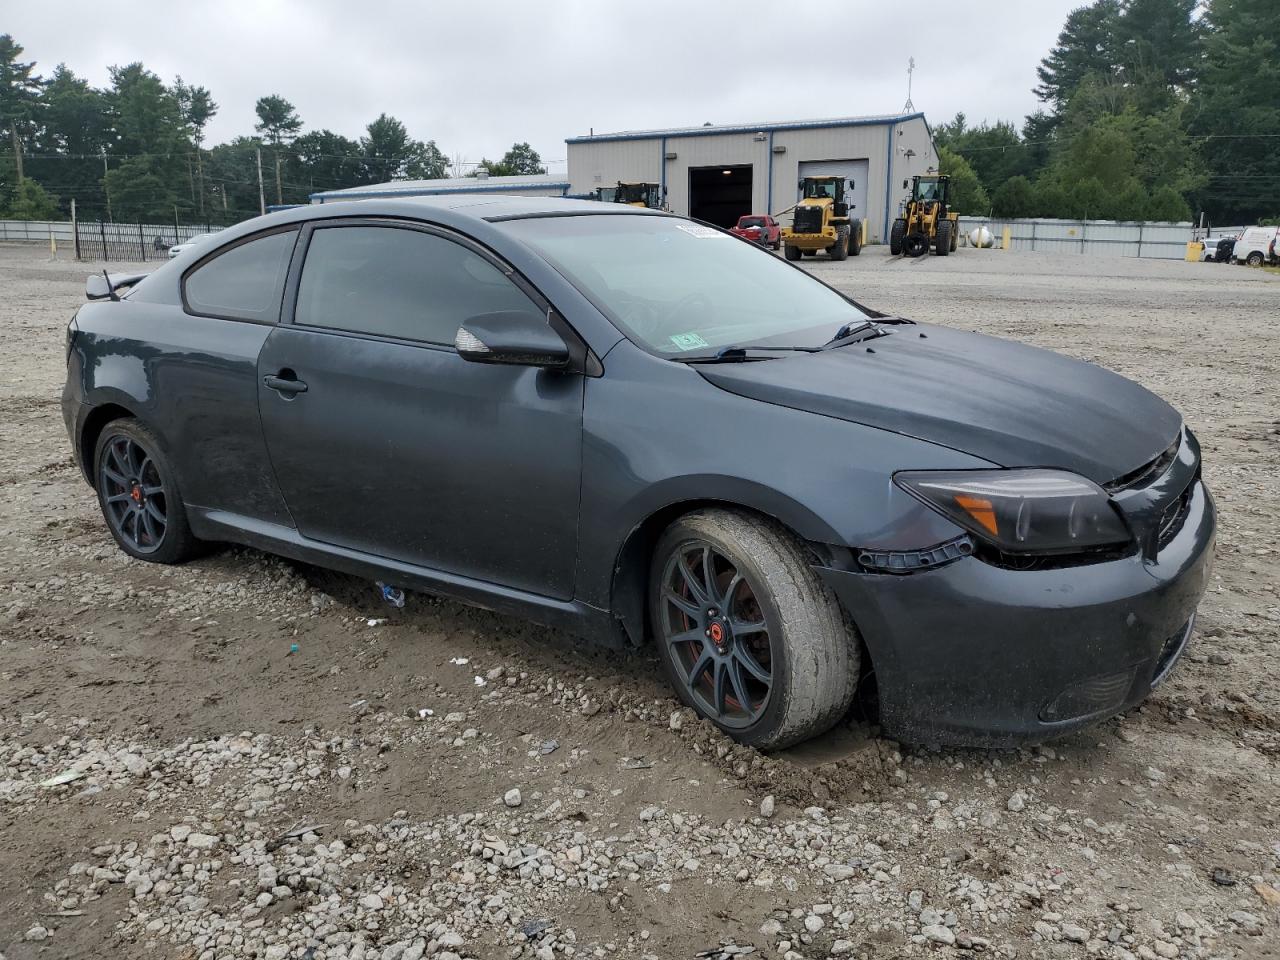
[783,243,801,261]
[950,222,958,252]
[772,239,781,251]
[936,221,952,257]
[849,221,863,256]
[904,233,930,258]
[94,419,202,564]
[830,226,849,261]
[649,509,860,749]
[889,218,906,255]
[1246,251,1264,266]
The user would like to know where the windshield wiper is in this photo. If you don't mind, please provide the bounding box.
[674,345,817,364]
[823,319,890,349]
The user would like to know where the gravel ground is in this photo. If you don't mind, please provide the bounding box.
[0,241,1277,960]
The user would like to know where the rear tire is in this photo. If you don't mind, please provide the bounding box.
[94,419,202,564]
[1246,251,1264,266]
[949,222,958,252]
[830,226,849,261]
[936,221,952,257]
[889,218,906,255]
[650,509,859,749]
[849,221,863,256]
[784,243,801,261]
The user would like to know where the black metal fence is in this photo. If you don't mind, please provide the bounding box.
[72,220,220,262]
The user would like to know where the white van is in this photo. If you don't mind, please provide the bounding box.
[1233,225,1279,266]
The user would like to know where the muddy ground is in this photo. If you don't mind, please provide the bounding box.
[0,241,1277,960]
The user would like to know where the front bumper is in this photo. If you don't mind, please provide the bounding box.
[817,476,1215,747]
[782,228,838,250]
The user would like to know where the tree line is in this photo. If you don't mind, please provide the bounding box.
[0,34,547,224]
[936,0,1276,225]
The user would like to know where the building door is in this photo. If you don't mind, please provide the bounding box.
[689,165,754,228]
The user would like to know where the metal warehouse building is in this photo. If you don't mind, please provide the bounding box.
[566,112,937,243]
[310,172,569,204]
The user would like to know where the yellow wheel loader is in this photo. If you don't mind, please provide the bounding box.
[613,182,666,209]
[889,175,959,257]
[781,175,863,262]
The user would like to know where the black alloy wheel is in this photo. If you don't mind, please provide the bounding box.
[659,540,773,730]
[99,434,168,554]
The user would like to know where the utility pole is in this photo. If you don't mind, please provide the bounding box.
[102,149,113,222]
[275,153,283,207]
[197,150,205,218]
[256,147,266,216]
[10,128,23,182]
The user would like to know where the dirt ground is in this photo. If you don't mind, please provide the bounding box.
[0,241,1277,960]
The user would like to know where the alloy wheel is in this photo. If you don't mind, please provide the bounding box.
[659,541,773,728]
[99,435,168,554]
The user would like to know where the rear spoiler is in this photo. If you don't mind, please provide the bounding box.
[86,270,149,301]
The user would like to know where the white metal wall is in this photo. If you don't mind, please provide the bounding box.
[957,217,1197,259]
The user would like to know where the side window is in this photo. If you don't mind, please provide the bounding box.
[183,229,296,322]
[294,225,543,344]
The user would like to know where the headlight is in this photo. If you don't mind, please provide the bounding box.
[895,469,1131,555]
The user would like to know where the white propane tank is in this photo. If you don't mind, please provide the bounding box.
[968,225,994,248]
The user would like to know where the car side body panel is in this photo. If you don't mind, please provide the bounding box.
[65,298,291,526]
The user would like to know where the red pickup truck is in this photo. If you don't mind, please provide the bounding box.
[729,215,781,250]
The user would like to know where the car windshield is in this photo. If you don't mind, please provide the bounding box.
[739,217,765,228]
[504,214,869,355]
[803,180,837,199]
[914,179,941,201]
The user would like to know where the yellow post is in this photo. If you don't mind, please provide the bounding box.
[861,218,868,248]
[1001,226,1011,250]
[1185,241,1204,262]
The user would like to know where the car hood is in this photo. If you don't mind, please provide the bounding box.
[697,323,1182,484]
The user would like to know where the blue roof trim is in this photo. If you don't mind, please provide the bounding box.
[310,182,570,203]
[566,113,926,145]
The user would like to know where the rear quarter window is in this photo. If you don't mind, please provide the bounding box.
[183,229,298,323]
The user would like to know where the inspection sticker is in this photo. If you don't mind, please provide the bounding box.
[669,332,710,351]
[675,224,727,239]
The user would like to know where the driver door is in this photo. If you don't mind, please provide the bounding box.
[256,219,584,599]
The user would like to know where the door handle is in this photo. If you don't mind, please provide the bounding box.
[263,373,308,395]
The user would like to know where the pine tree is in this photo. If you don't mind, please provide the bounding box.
[1035,1,1122,111]
[0,34,42,182]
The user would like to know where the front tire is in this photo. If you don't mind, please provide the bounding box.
[649,509,860,749]
[936,220,952,256]
[889,218,906,255]
[783,243,802,261]
[849,221,863,256]
[830,226,850,261]
[94,419,202,564]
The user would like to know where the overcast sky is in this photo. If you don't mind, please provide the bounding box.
[9,0,1081,174]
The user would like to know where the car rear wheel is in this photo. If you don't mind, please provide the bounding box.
[650,509,860,749]
[1246,251,1264,266]
[94,420,202,564]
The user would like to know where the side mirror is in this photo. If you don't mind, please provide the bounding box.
[797,179,804,189]
[903,179,909,189]
[455,311,571,369]
[85,273,115,301]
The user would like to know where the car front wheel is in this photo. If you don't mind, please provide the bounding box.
[94,419,202,564]
[650,509,860,749]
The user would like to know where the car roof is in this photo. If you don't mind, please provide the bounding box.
[286,194,660,224]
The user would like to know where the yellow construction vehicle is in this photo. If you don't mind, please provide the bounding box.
[890,175,959,257]
[613,182,665,209]
[781,175,863,261]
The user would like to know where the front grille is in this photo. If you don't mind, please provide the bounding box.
[793,206,823,234]
[1157,483,1194,549]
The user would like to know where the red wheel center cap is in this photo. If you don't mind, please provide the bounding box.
[708,622,725,645]
[130,484,143,504]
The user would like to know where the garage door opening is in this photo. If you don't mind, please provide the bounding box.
[689,165,754,228]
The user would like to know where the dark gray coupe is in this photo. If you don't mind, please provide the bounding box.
[62,197,1214,748]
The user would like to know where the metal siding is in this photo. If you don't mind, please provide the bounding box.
[567,138,664,196]
[956,217,1197,259]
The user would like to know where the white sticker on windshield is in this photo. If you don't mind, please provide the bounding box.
[669,332,709,351]
[675,224,727,239]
